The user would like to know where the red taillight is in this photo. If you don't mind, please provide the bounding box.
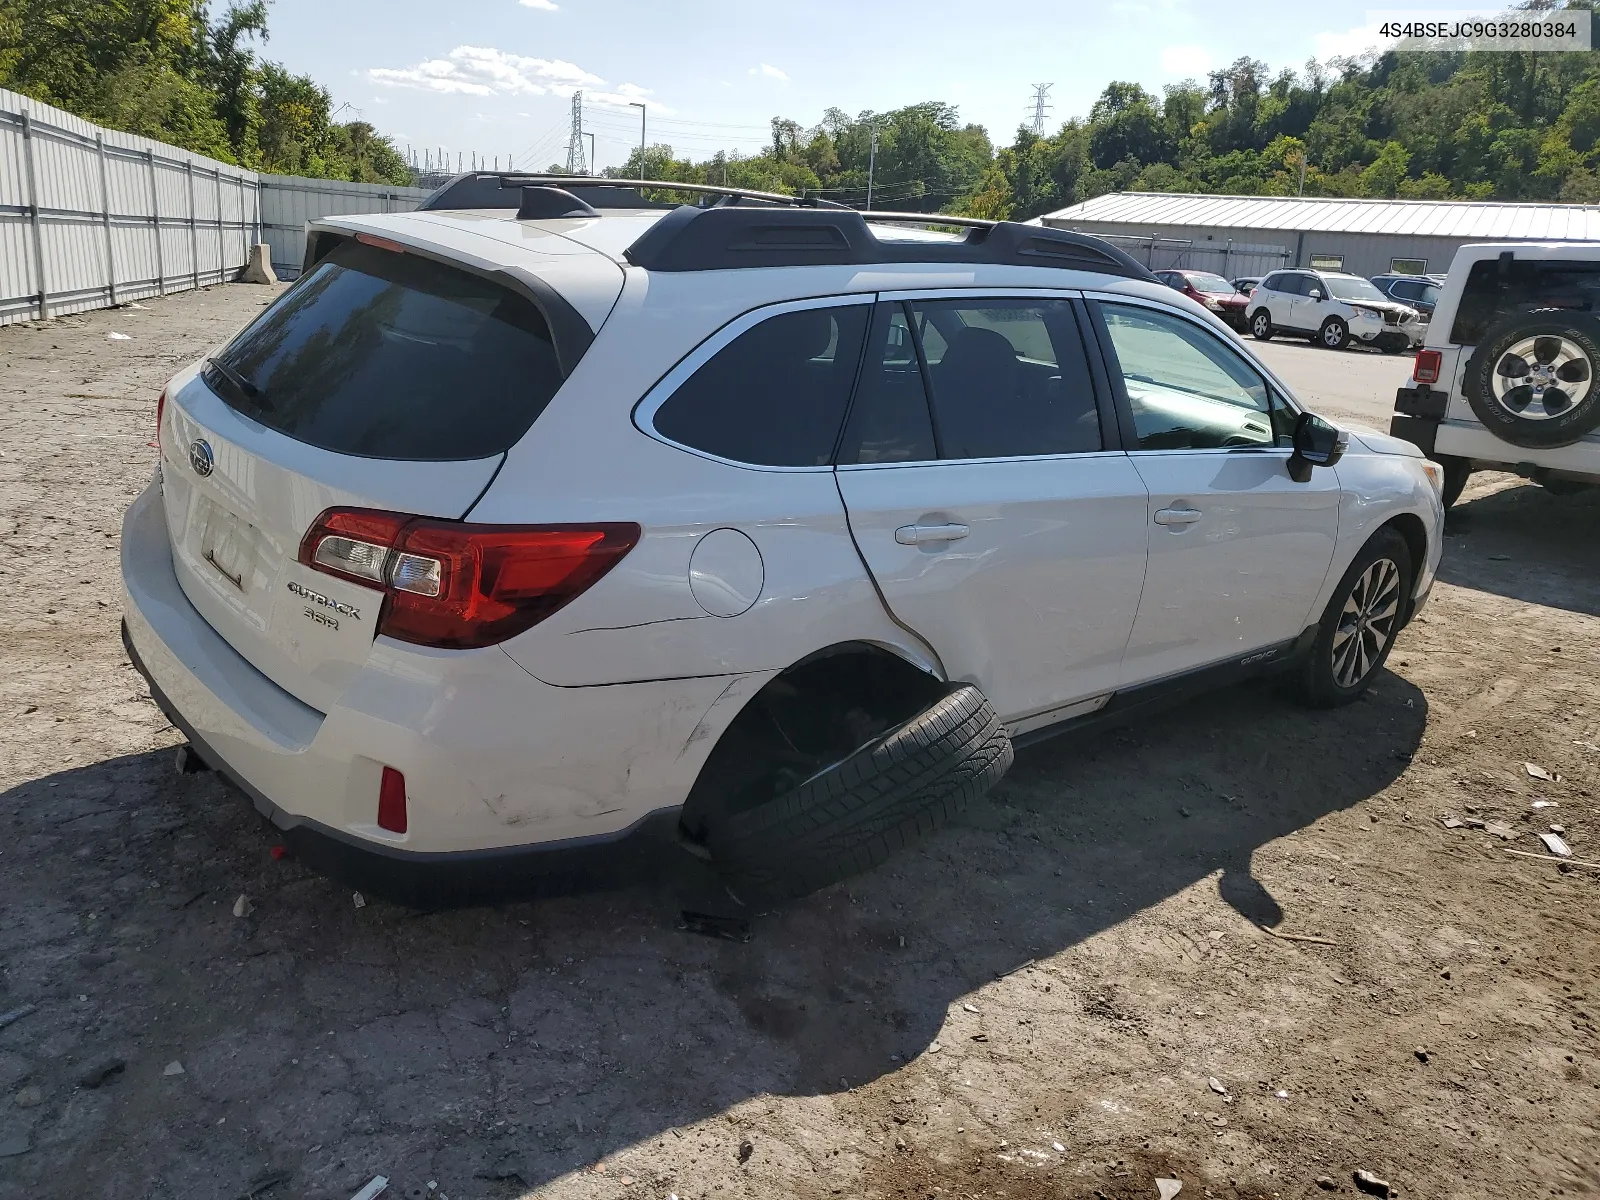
[1414,349,1442,385]
[355,232,407,254]
[298,507,639,649]
[377,766,408,834]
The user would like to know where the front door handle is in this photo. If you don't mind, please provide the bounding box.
[1154,506,1203,526]
[895,522,970,545]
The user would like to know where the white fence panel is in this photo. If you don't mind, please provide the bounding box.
[258,174,429,278]
[2,88,431,326]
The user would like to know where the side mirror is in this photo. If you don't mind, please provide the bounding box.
[1289,412,1348,481]
[1308,288,1324,300]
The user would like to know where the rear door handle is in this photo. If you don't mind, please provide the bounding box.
[1154,506,1203,526]
[895,522,970,545]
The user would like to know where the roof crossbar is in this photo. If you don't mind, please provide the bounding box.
[417,171,849,212]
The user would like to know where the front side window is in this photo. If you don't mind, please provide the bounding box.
[652,304,869,466]
[211,241,566,460]
[1099,303,1291,451]
[914,297,1103,460]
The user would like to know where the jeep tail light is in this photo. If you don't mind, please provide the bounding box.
[377,766,407,834]
[1414,349,1442,385]
[298,508,639,649]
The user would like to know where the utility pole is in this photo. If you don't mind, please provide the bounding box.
[866,122,878,209]
[629,101,646,172]
[1297,152,1308,197]
[565,91,588,174]
[1029,83,1054,136]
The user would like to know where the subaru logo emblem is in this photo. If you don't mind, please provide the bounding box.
[188,439,214,477]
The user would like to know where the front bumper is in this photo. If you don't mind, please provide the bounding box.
[119,479,739,905]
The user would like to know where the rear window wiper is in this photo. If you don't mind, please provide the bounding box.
[205,357,270,409]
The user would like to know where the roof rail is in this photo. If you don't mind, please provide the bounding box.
[417,172,848,212]
[622,206,1157,279]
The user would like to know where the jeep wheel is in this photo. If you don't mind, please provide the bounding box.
[1291,528,1413,708]
[1250,310,1273,340]
[1463,309,1600,449]
[706,685,1013,904]
[1319,317,1350,350]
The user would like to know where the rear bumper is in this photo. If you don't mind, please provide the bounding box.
[119,478,742,904]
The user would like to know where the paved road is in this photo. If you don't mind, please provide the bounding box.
[1250,335,1415,431]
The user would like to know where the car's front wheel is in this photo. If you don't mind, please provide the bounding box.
[1291,528,1413,707]
[1319,317,1350,350]
[1250,310,1273,340]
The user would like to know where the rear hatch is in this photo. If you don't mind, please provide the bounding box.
[158,232,618,712]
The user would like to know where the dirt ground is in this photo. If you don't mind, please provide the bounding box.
[1,285,1597,1200]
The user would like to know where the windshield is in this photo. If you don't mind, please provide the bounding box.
[1185,273,1236,294]
[1323,276,1387,302]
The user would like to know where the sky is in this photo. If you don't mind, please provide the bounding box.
[257,0,1466,174]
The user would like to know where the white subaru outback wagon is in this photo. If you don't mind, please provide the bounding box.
[120,175,1445,907]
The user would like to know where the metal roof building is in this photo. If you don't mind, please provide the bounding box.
[1038,192,1600,280]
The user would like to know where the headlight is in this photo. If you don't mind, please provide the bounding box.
[1421,459,1445,498]
[1202,296,1223,311]
[1359,310,1382,322]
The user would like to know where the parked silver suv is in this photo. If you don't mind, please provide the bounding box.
[1247,268,1423,353]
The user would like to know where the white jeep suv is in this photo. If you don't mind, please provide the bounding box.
[1389,241,1600,507]
[1248,268,1424,353]
[120,175,1445,907]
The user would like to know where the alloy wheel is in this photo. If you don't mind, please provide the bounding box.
[1331,557,1401,688]
[1491,335,1593,420]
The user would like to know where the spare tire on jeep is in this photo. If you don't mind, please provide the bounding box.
[1463,308,1600,449]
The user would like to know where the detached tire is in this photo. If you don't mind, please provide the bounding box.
[1464,309,1600,449]
[707,685,1013,903]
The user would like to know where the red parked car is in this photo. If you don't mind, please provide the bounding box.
[1154,269,1251,331]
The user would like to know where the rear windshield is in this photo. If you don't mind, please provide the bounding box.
[208,240,563,460]
[1449,257,1600,345]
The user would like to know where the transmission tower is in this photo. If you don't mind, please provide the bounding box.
[1028,82,1054,136]
[564,90,588,175]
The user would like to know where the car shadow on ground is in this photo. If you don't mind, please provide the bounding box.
[0,672,1426,1199]
[1440,480,1600,617]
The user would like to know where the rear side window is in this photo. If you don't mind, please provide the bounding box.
[652,304,869,466]
[1261,273,1286,292]
[1450,257,1600,345]
[913,297,1103,459]
[838,304,936,464]
[210,241,564,460]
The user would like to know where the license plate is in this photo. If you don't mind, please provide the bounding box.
[198,502,256,593]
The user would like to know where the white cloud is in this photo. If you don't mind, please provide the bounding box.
[519,0,559,9]
[748,63,789,81]
[1159,44,1211,78]
[586,81,674,114]
[1314,21,1397,59]
[368,45,601,97]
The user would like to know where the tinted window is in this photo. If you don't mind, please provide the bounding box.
[653,304,869,466]
[1100,303,1290,450]
[211,242,566,460]
[910,298,1102,459]
[1277,274,1306,297]
[1449,257,1600,345]
[1388,279,1421,300]
[1261,273,1287,293]
[838,304,936,464]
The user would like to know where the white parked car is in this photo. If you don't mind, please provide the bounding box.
[120,175,1446,907]
[1390,241,1600,507]
[1247,268,1424,353]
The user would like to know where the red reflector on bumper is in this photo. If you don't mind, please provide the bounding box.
[378,766,408,834]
